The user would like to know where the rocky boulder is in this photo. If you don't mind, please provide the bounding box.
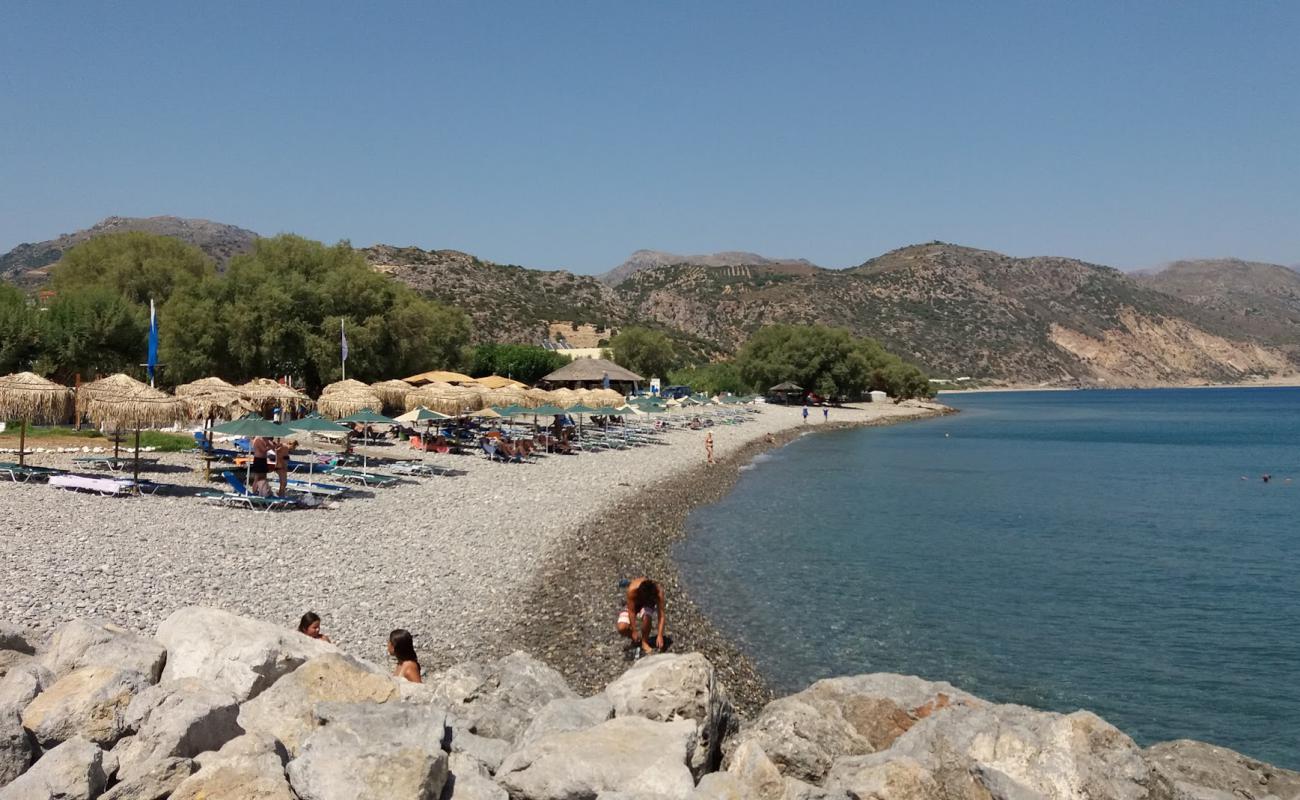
[519,693,614,746]
[20,666,150,748]
[155,606,336,702]
[0,714,36,787]
[41,620,166,683]
[431,651,576,745]
[606,653,736,776]
[1145,739,1300,799]
[496,716,698,800]
[0,736,107,800]
[111,678,242,780]
[168,732,295,800]
[726,672,976,784]
[286,701,449,800]
[237,653,400,756]
[0,623,35,657]
[0,659,54,717]
[99,755,196,800]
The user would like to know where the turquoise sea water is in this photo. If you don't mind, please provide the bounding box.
[676,388,1300,768]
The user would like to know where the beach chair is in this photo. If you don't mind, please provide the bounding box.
[390,461,453,477]
[0,462,66,483]
[283,478,350,498]
[200,470,300,512]
[48,474,153,497]
[194,431,240,460]
[317,465,400,488]
[480,441,521,463]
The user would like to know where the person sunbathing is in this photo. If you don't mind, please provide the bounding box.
[617,577,667,654]
[388,629,422,683]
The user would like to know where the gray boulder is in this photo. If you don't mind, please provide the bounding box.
[0,713,36,787]
[155,606,336,702]
[726,672,976,784]
[286,701,449,800]
[238,653,402,756]
[431,651,576,745]
[692,771,747,799]
[606,653,736,775]
[1145,739,1300,800]
[496,716,698,800]
[519,692,614,746]
[830,703,1157,800]
[169,732,295,800]
[0,652,33,683]
[448,730,510,775]
[112,678,242,780]
[20,666,150,748]
[726,739,790,800]
[444,771,508,799]
[41,620,166,683]
[99,755,196,800]
[0,659,54,717]
[0,736,107,800]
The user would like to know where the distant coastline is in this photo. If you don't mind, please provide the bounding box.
[940,375,1300,394]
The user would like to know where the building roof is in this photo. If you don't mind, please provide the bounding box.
[541,357,643,384]
[769,381,804,392]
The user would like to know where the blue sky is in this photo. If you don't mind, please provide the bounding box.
[2,2,1296,273]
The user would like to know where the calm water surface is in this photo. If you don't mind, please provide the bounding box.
[677,388,1300,767]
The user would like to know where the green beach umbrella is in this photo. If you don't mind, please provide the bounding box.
[492,405,527,417]
[211,414,295,438]
[338,408,399,471]
[529,404,566,416]
[284,414,352,482]
[566,404,599,415]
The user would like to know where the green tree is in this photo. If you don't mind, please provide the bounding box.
[468,344,569,384]
[734,324,934,400]
[51,232,215,305]
[36,287,147,382]
[0,285,41,375]
[609,327,677,379]
[668,361,750,396]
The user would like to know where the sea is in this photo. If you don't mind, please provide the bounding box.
[676,387,1300,768]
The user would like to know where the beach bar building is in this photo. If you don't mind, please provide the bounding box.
[767,381,804,405]
[539,357,643,395]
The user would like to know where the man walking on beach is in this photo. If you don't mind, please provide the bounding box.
[823,406,829,423]
[802,405,809,423]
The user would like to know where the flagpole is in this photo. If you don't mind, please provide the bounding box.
[340,319,347,381]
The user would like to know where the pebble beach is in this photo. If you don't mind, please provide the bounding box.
[0,401,947,702]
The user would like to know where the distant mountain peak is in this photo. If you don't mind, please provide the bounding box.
[0,215,258,287]
[601,248,818,285]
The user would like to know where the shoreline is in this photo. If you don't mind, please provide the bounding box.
[509,403,954,716]
[940,376,1300,394]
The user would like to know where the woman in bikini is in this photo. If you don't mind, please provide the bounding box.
[388,629,422,683]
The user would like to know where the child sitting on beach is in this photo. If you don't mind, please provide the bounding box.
[617,577,667,655]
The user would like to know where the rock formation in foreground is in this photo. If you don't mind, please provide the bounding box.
[0,609,1295,799]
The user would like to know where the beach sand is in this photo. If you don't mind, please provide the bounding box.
[0,401,947,699]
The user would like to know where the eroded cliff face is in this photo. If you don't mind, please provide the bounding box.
[1049,307,1292,386]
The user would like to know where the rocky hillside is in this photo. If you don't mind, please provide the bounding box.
[1,607,1295,799]
[1137,258,1300,359]
[601,248,820,286]
[0,216,257,288]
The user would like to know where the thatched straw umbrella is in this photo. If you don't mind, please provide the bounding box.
[174,377,249,426]
[484,387,529,409]
[522,388,553,409]
[80,374,187,483]
[473,375,525,390]
[237,378,314,417]
[0,372,74,466]
[549,388,579,408]
[317,380,383,419]
[404,384,484,416]
[369,379,415,412]
[586,388,626,407]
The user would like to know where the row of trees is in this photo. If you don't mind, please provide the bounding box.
[608,324,933,400]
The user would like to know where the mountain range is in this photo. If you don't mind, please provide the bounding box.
[4,216,1298,387]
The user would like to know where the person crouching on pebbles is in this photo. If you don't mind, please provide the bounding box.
[388,629,422,683]
[617,577,666,655]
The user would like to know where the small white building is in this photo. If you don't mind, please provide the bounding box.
[868,390,889,403]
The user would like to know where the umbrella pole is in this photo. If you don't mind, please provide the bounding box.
[18,418,27,467]
[133,427,141,485]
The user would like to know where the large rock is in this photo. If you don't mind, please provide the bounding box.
[41,620,166,683]
[0,623,35,656]
[606,653,736,775]
[169,732,295,800]
[286,700,449,800]
[448,730,510,775]
[726,740,788,800]
[444,771,508,799]
[432,651,576,745]
[496,716,698,800]
[112,678,242,780]
[238,653,401,756]
[520,693,614,746]
[0,736,107,800]
[726,672,976,784]
[155,606,336,702]
[828,703,1159,800]
[99,755,196,800]
[0,659,54,717]
[20,666,150,747]
[1145,739,1300,799]
[0,714,36,787]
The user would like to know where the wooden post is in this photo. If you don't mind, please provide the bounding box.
[133,428,141,485]
[18,419,27,467]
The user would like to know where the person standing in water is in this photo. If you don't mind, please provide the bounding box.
[617,577,667,655]
[388,629,422,683]
[704,431,714,465]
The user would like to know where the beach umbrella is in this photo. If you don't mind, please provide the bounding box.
[0,372,73,467]
[210,414,296,438]
[528,404,566,417]
[80,374,187,483]
[174,377,250,426]
[522,387,553,409]
[237,378,314,417]
[405,384,483,416]
[395,406,452,423]
[339,408,400,471]
[370,379,415,411]
[317,379,383,419]
[402,369,476,386]
[473,375,525,390]
[549,388,579,408]
[484,386,529,408]
[471,407,502,419]
[285,414,352,483]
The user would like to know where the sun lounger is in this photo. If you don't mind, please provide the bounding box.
[317,465,399,487]
[48,474,153,497]
[71,455,160,472]
[200,471,301,511]
[389,461,453,477]
[0,462,67,483]
[284,478,350,498]
[194,432,240,460]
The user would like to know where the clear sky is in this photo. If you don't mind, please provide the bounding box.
[2,2,1296,273]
